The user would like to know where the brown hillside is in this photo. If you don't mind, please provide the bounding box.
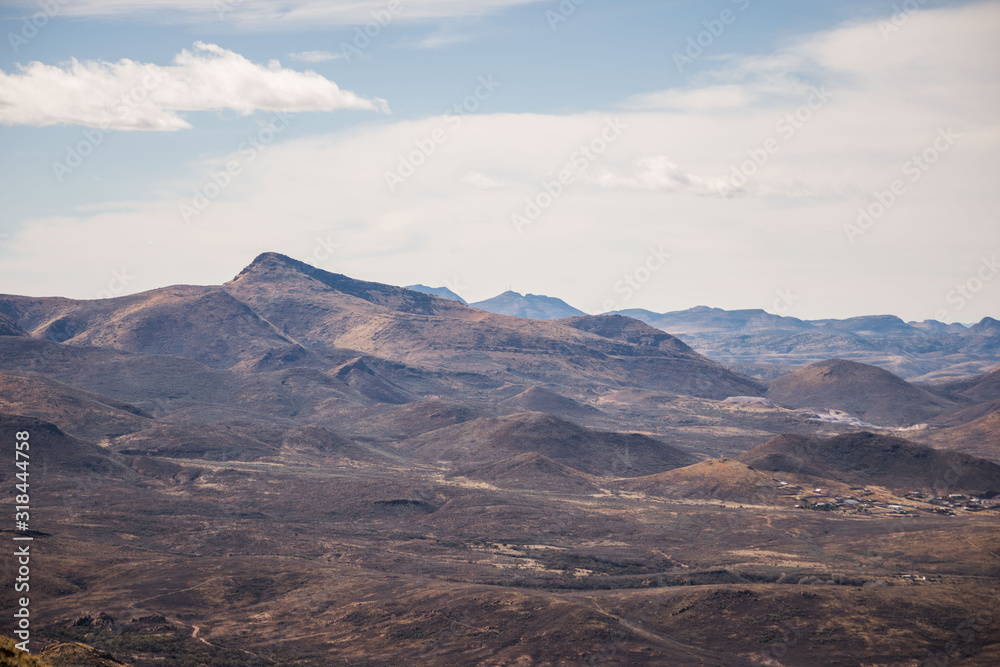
[0,372,150,440]
[738,431,1000,493]
[449,452,603,494]
[614,458,779,502]
[939,366,1000,403]
[400,411,698,477]
[766,359,956,426]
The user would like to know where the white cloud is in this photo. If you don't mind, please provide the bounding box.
[2,3,998,322]
[286,50,342,63]
[4,0,546,28]
[588,156,729,195]
[0,42,388,130]
[461,170,505,190]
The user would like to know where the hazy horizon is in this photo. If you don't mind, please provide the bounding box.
[1,0,998,323]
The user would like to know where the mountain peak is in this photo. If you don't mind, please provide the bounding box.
[471,291,585,320]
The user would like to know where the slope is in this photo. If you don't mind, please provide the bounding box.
[766,359,956,426]
[399,411,698,477]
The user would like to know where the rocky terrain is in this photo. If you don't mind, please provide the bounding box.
[0,253,997,666]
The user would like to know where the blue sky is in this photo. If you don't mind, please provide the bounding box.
[1,0,997,322]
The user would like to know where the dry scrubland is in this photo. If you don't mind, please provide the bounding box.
[0,253,997,665]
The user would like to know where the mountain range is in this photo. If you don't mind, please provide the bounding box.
[414,286,998,382]
[1,252,999,666]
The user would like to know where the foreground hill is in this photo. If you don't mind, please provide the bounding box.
[399,412,698,477]
[737,432,1000,494]
[0,413,121,476]
[766,359,956,426]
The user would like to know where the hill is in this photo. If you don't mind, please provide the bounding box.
[0,413,122,476]
[449,452,603,494]
[405,284,467,305]
[614,458,778,502]
[914,405,1000,463]
[0,312,27,336]
[0,286,318,371]
[737,432,1000,494]
[470,290,586,320]
[399,411,698,477]
[0,372,151,440]
[765,359,956,426]
[500,386,602,421]
[937,366,1000,403]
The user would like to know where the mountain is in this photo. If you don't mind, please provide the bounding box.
[470,290,586,320]
[221,253,762,399]
[909,319,968,335]
[614,458,778,502]
[405,284,468,305]
[937,366,1000,404]
[737,432,1000,494]
[612,306,811,335]
[963,316,1000,337]
[816,315,923,338]
[5,253,1000,666]
[399,412,698,477]
[0,312,27,336]
[605,307,999,382]
[449,452,603,494]
[0,286,316,371]
[765,359,956,426]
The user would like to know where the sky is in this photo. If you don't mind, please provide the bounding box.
[0,0,998,323]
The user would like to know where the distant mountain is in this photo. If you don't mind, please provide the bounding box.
[909,319,968,335]
[405,284,468,305]
[816,315,923,338]
[612,306,811,335]
[604,306,999,382]
[737,432,1000,494]
[964,316,1000,337]
[471,290,585,320]
[765,359,956,426]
